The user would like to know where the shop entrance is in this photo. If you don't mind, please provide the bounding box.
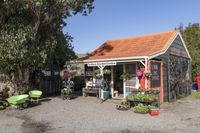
[113,65,124,97]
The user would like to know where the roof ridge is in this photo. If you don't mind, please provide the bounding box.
[106,30,178,43]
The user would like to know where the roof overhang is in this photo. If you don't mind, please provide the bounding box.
[83,56,149,64]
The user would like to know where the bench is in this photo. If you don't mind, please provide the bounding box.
[82,86,99,98]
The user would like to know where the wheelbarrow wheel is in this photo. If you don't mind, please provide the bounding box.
[66,96,71,100]
[22,101,29,108]
[0,100,9,107]
[61,93,66,100]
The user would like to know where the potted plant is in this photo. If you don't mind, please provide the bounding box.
[192,82,198,90]
[144,71,152,78]
[116,100,130,111]
[120,72,131,80]
[126,94,135,101]
[132,104,149,114]
[149,106,159,116]
[136,70,143,77]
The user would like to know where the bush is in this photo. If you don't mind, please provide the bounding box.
[126,94,156,102]
[192,91,200,99]
[61,88,72,94]
[116,100,130,110]
[132,104,149,113]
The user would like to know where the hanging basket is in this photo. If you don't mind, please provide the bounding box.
[136,71,143,77]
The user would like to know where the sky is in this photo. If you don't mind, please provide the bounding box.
[63,0,200,54]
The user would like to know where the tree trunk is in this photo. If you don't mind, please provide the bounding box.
[18,67,23,81]
[24,68,30,84]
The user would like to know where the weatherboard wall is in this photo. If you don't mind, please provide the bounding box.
[155,35,191,102]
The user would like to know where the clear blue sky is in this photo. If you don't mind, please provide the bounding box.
[63,0,200,53]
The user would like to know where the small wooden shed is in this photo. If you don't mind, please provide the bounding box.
[83,30,191,103]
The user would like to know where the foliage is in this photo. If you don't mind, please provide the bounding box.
[144,71,152,78]
[120,72,132,80]
[126,94,156,102]
[0,0,94,90]
[116,100,130,110]
[177,23,200,81]
[61,88,72,94]
[95,69,111,79]
[132,104,149,113]
[192,91,200,99]
[95,69,111,75]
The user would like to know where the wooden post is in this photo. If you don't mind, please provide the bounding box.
[145,58,148,89]
[111,66,114,98]
[160,61,164,104]
[123,64,126,98]
[149,60,164,104]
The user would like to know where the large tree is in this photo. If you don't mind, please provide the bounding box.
[178,23,200,81]
[0,0,94,94]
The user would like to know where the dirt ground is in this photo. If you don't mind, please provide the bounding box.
[0,95,200,133]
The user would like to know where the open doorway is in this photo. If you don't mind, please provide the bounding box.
[113,65,123,97]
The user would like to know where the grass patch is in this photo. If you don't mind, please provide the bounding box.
[192,91,200,99]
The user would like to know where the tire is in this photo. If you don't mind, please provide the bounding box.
[67,96,71,100]
[22,101,29,108]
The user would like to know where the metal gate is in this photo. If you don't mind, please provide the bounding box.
[39,76,61,97]
[168,54,191,102]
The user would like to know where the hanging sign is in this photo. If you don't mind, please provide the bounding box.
[87,61,117,67]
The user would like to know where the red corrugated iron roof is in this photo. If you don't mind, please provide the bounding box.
[84,30,178,61]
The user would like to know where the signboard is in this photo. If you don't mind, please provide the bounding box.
[87,61,117,67]
[151,62,161,88]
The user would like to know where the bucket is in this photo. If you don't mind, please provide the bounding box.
[192,84,197,90]
[195,76,200,91]
[103,90,110,99]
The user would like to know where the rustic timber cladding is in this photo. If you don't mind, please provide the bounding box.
[169,36,188,58]
[156,35,191,102]
[168,55,190,101]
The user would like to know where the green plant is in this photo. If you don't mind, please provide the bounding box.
[126,94,156,102]
[116,100,130,110]
[132,104,149,113]
[126,94,135,101]
[144,71,152,78]
[95,69,111,79]
[0,105,5,110]
[120,72,132,80]
[103,69,111,75]
[192,91,200,99]
[61,88,72,94]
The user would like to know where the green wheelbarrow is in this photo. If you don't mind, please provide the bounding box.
[29,90,42,104]
[6,94,29,109]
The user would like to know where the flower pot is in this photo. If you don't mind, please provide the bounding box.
[136,71,143,77]
[196,76,200,91]
[116,105,130,111]
[149,109,159,116]
[192,84,198,90]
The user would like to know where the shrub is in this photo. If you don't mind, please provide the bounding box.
[192,91,200,99]
[132,104,149,113]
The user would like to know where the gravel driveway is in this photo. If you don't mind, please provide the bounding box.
[0,95,200,133]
